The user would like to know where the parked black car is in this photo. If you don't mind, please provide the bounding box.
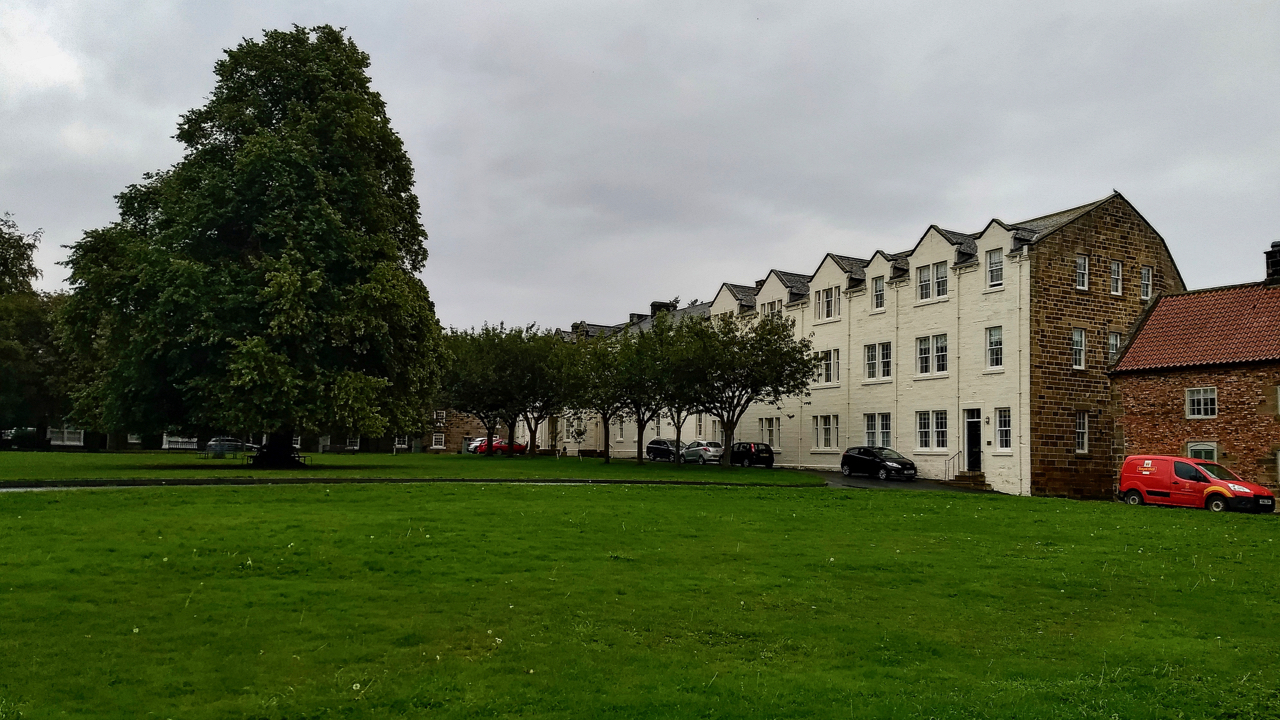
[645,438,683,461]
[730,442,775,468]
[840,446,916,480]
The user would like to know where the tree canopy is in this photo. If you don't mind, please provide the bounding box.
[62,25,444,459]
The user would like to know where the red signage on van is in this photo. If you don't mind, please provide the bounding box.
[1119,455,1275,513]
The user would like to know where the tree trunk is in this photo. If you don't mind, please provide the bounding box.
[600,412,612,464]
[634,416,648,464]
[252,426,306,469]
[484,423,497,456]
[719,418,737,467]
[671,410,684,465]
[505,420,518,457]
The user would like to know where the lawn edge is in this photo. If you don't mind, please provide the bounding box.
[0,476,826,490]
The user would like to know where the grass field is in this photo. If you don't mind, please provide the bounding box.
[1,482,1278,718]
[0,451,822,486]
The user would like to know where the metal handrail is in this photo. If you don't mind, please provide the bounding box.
[943,450,963,482]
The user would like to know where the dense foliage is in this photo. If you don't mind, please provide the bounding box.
[443,310,817,465]
[0,214,69,439]
[61,26,444,449]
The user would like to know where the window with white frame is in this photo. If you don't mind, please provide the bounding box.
[814,286,841,320]
[1075,412,1088,453]
[879,413,892,447]
[1071,328,1086,369]
[812,415,838,449]
[1110,260,1122,295]
[712,418,724,444]
[1075,255,1089,290]
[1187,441,1217,461]
[917,335,947,374]
[986,327,1003,368]
[872,276,885,310]
[762,299,783,318]
[915,411,948,449]
[815,349,840,384]
[934,334,948,373]
[865,344,878,379]
[917,265,932,301]
[1186,387,1218,418]
[761,417,779,445]
[434,410,447,423]
[987,250,1003,288]
[864,414,877,445]
[879,342,892,378]
[696,414,704,438]
[616,420,625,441]
[1108,332,1122,363]
[430,434,444,449]
[933,261,948,297]
[1140,266,1153,299]
[996,407,1012,449]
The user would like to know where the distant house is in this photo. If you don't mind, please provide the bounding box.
[1111,242,1280,488]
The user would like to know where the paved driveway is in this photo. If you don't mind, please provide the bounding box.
[814,470,992,493]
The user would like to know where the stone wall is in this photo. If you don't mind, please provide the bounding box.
[1028,196,1185,498]
[1114,363,1280,489]
[422,409,490,454]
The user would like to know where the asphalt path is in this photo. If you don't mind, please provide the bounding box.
[817,470,992,493]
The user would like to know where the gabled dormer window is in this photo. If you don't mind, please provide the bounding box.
[813,286,841,320]
[872,276,885,310]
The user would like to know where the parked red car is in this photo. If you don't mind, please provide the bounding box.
[473,438,527,455]
[1119,455,1275,513]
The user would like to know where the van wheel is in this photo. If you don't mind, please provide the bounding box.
[1206,495,1228,513]
[1124,490,1144,506]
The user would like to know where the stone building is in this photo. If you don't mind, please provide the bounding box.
[1111,243,1280,489]
[587,192,1185,498]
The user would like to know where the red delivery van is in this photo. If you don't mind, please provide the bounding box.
[1119,455,1275,513]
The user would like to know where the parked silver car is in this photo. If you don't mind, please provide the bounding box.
[680,440,724,464]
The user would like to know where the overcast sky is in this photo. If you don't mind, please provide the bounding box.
[3,1,1278,330]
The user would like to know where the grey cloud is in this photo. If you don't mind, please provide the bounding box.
[3,1,1278,331]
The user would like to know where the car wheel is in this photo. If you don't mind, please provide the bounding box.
[698,456,707,465]
[1124,490,1144,506]
[1206,495,1228,513]
[841,464,852,477]
[876,468,888,481]
[646,452,655,461]
[743,457,752,468]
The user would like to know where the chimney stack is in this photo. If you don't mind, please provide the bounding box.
[650,300,677,317]
[1267,241,1280,285]
[629,313,648,325]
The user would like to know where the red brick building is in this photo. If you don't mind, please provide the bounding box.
[1112,244,1280,489]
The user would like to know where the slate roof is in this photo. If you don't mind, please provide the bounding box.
[1112,282,1280,372]
[631,301,712,332]
[932,227,980,258]
[828,254,869,278]
[772,270,813,299]
[723,283,758,307]
[1008,194,1115,242]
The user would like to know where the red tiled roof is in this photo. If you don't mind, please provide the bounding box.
[1114,282,1280,371]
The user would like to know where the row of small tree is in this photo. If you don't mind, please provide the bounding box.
[441,312,819,467]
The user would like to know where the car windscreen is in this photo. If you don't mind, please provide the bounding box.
[1196,463,1239,482]
[876,448,907,460]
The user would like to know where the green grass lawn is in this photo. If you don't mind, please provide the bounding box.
[0,451,822,486]
[1,483,1278,719]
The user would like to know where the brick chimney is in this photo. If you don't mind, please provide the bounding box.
[650,300,677,317]
[1267,241,1280,285]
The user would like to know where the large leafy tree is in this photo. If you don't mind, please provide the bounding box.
[0,214,70,438]
[62,26,444,466]
[567,332,628,464]
[686,314,819,467]
[440,326,506,456]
